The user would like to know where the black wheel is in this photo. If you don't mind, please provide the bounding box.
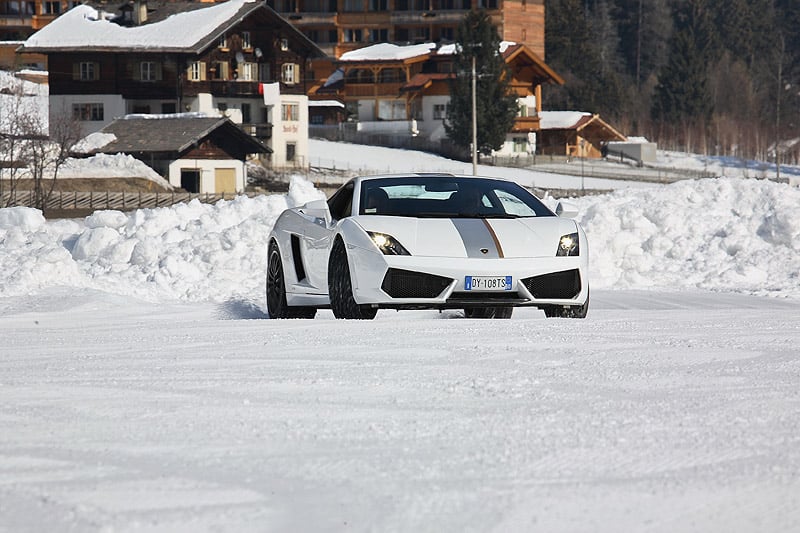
[266,241,316,319]
[543,290,589,319]
[328,238,378,320]
[464,307,513,319]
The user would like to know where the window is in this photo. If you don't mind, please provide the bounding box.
[161,102,176,114]
[281,63,299,84]
[433,104,448,120]
[378,99,406,120]
[72,103,104,121]
[513,137,528,153]
[188,61,206,81]
[140,61,159,81]
[280,38,289,51]
[343,29,363,43]
[343,0,364,11]
[41,1,60,14]
[286,142,296,161]
[378,68,404,83]
[241,103,252,123]
[282,102,299,121]
[258,63,271,82]
[370,29,388,42]
[239,62,257,81]
[241,31,251,49]
[131,104,150,114]
[211,61,229,80]
[76,61,98,81]
[369,0,387,9]
[218,34,228,49]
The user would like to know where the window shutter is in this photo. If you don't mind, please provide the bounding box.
[220,62,229,80]
[72,62,79,80]
[134,62,141,81]
[93,62,100,80]
[200,62,206,81]
[186,63,193,80]
[155,62,162,81]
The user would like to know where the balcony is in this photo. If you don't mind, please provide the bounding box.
[282,12,337,25]
[241,122,273,140]
[390,10,467,24]
[511,115,539,132]
[210,80,260,97]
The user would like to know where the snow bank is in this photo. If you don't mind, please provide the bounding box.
[1,176,798,303]
[577,178,800,297]
[0,177,324,302]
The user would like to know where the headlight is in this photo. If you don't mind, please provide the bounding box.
[556,232,579,256]
[368,232,411,256]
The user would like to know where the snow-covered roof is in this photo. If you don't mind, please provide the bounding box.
[309,100,345,108]
[435,41,517,56]
[22,0,256,52]
[339,42,435,62]
[538,111,592,130]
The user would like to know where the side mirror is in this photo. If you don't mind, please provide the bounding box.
[555,200,579,218]
[300,199,331,226]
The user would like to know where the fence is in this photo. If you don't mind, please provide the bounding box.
[1,190,259,212]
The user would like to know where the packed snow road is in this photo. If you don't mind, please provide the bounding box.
[1,289,798,532]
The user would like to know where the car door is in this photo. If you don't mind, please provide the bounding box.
[302,181,355,293]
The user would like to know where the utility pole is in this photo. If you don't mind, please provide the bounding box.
[471,53,478,176]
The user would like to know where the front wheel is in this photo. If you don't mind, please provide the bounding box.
[328,238,378,320]
[543,290,589,319]
[266,241,316,319]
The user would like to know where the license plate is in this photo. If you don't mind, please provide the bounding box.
[464,276,513,291]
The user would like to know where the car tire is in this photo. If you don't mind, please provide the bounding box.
[543,289,589,319]
[464,307,513,319]
[328,238,378,320]
[266,241,316,319]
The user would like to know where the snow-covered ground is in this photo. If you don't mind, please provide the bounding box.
[1,144,800,531]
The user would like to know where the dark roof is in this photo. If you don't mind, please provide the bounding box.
[502,43,565,86]
[96,115,270,155]
[401,72,453,92]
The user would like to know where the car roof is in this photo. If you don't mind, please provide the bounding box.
[354,173,513,184]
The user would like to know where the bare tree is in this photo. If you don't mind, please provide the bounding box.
[0,77,37,207]
[0,75,82,214]
[27,105,83,215]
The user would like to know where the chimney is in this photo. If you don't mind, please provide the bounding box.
[133,0,147,25]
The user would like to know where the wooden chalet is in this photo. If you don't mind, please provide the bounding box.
[91,115,269,193]
[312,41,564,154]
[537,111,626,158]
[20,0,326,168]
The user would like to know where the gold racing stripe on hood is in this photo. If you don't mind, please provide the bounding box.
[482,219,505,258]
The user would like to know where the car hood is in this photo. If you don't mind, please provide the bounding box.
[354,216,577,258]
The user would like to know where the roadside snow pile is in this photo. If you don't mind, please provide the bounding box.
[578,177,800,297]
[0,176,798,303]
[0,176,324,302]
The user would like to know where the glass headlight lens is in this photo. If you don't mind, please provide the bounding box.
[556,232,579,256]
[368,232,410,256]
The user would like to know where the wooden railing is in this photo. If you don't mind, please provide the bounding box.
[1,190,261,212]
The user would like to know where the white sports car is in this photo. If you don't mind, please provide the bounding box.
[266,173,589,319]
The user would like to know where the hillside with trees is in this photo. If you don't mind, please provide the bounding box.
[544,0,800,162]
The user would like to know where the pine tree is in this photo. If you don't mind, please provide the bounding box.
[445,10,518,155]
[651,0,715,125]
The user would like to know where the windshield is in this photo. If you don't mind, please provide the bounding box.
[358,177,555,218]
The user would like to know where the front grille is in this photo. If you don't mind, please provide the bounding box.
[381,268,452,298]
[522,269,582,299]
[448,292,522,301]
